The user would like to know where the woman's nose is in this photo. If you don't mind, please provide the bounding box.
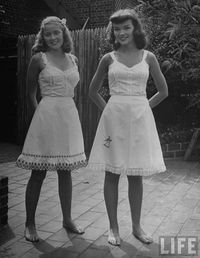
[50,34,56,39]
[119,29,125,35]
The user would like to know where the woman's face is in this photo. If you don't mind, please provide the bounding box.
[43,22,64,50]
[113,19,134,46]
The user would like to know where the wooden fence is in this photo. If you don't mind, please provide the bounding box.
[17,27,107,154]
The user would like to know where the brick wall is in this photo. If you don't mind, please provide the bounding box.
[1,0,141,37]
[63,0,139,28]
[162,142,189,159]
[1,0,55,37]
[62,0,114,28]
[114,0,139,10]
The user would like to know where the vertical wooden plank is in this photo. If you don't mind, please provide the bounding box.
[88,28,98,152]
[17,36,22,144]
[78,29,84,125]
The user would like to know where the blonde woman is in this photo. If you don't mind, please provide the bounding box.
[16,16,86,242]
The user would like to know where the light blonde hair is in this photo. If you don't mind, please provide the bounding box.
[32,16,73,54]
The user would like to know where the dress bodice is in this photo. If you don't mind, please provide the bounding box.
[38,52,80,98]
[108,50,149,96]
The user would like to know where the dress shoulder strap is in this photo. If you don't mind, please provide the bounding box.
[109,51,117,61]
[142,50,148,61]
[68,53,77,66]
[40,52,48,65]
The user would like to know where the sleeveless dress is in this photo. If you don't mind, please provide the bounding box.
[16,52,87,171]
[88,50,166,176]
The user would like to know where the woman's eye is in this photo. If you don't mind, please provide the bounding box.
[44,33,51,37]
[54,30,60,35]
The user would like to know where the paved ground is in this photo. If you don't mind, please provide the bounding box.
[0,144,200,257]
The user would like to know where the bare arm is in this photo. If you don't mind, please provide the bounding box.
[147,52,168,108]
[27,53,41,112]
[89,54,111,111]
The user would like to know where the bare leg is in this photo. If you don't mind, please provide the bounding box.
[104,171,120,246]
[24,170,47,242]
[57,170,84,234]
[127,175,153,244]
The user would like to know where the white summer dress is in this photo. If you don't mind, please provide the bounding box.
[16,52,87,171]
[88,50,166,176]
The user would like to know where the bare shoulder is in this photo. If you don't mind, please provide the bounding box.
[146,50,163,75]
[100,52,113,66]
[145,50,157,64]
[29,52,43,67]
[32,52,42,62]
[28,52,43,74]
[146,50,156,62]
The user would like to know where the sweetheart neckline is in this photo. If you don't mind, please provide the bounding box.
[39,65,77,77]
[49,65,76,73]
[114,59,144,69]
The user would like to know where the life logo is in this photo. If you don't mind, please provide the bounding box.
[159,236,198,256]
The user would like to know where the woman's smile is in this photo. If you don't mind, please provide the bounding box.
[43,23,64,50]
[113,19,134,45]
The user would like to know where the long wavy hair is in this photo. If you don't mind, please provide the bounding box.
[32,16,73,54]
[107,9,147,50]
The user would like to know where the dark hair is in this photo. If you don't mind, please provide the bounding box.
[32,16,73,54]
[107,9,147,50]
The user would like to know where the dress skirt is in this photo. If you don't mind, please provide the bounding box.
[16,96,86,171]
[88,95,166,176]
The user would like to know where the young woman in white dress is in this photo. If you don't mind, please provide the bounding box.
[16,16,86,242]
[88,9,168,246]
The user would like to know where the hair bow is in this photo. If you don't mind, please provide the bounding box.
[61,18,67,25]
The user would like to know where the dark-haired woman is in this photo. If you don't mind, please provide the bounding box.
[88,9,168,246]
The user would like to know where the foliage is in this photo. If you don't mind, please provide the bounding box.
[98,0,200,90]
[158,124,195,144]
[136,0,200,82]
[97,35,112,101]
[97,0,200,143]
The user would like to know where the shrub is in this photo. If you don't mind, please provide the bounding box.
[97,0,200,143]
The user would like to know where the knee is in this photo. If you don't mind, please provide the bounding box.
[128,175,143,186]
[105,171,120,184]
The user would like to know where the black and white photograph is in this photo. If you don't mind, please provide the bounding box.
[0,0,200,257]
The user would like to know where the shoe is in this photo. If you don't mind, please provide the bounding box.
[24,227,39,242]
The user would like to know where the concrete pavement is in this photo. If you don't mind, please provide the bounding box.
[0,148,200,257]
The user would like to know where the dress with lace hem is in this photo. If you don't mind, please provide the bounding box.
[87,163,166,176]
[16,52,86,172]
[87,50,166,176]
[16,152,87,171]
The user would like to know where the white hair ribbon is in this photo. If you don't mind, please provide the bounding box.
[61,18,67,26]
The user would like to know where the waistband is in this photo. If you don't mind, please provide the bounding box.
[40,96,75,105]
[42,95,73,98]
[109,95,148,103]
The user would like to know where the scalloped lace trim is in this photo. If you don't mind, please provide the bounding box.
[87,163,166,176]
[16,152,87,171]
